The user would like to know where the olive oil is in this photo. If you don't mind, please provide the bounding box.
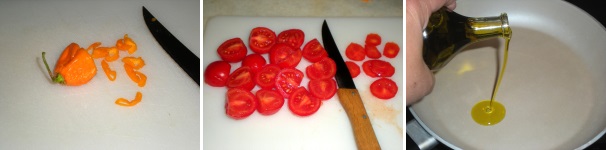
[471,37,510,126]
[471,100,506,125]
[422,8,512,126]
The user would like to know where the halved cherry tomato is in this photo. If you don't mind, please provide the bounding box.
[204,61,231,87]
[370,78,398,100]
[383,42,400,58]
[255,64,281,89]
[362,60,395,77]
[305,57,336,80]
[345,61,361,78]
[365,33,381,46]
[365,44,381,59]
[226,88,257,119]
[277,29,305,48]
[345,43,365,61]
[289,87,321,116]
[269,43,302,68]
[256,89,284,115]
[241,54,267,73]
[249,27,276,54]
[302,39,328,63]
[308,78,337,100]
[226,66,256,91]
[275,68,304,98]
[217,38,247,62]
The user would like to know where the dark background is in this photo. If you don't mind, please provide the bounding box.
[406,1,606,149]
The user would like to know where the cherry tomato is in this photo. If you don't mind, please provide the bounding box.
[345,43,365,61]
[269,43,302,68]
[249,27,276,54]
[362,60,395,77]
[226,66,256,91]
[275,68,304,98]
[365,33,381,46]
[217,38,247,63]
[256,89,284,115]
[370,78,398,100]
[255,64,281,90]
[305,57,336,80]
[289,87,321,116]
[308,78,337,100]
[241,54,267,73]
[365,44,381,59]
[204,61,231,87]
[383,42,400,58]
[277,29,305,48]
[345,61,360,78]
[302,38,328,63]
[226,88,257,119]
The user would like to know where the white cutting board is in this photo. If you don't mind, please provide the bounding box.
[0,1,199,149]
[203,17,403,149]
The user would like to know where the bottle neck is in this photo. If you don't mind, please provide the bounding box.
[467,13,511,41]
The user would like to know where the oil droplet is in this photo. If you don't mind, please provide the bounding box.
[471,100,506,126]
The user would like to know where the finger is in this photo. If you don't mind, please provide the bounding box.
[427,0,457,12]
[444,0,456,11]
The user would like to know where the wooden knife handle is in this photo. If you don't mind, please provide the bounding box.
[337,88,381,150]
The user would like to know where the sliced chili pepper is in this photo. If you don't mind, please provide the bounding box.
[116,34,137,54]
[104,47,119,62]
[122,57,145,70]
[124,64,139,83]
[92,47,109,59]
[136,72,147,87]
[124,64,146,87]
[86,42,101,52]
[116,39,130,51]
[101,60,116,81]
[124,35,137,54]
[42,43,97,86]
[115,91,143,107]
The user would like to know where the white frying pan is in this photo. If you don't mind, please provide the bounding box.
[408,1,606,149]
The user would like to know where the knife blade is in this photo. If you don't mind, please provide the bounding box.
[322,20,381,150]
[143,6,200,85]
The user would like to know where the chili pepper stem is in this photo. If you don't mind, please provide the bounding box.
[42,52,65,84]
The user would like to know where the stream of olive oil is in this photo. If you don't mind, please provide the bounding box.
[471,38,510,126]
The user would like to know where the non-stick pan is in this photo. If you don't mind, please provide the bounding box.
[408,1,606,149]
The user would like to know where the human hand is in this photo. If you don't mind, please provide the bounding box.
[406,0,456,105]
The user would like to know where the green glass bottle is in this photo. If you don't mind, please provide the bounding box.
[423,8,512,72]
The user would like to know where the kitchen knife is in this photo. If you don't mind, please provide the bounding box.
[143,6,200,85]
[322,20,381,150]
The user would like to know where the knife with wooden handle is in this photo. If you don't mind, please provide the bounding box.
[322,20,381,150]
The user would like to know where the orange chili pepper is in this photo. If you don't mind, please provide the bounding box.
[91,47,109,59]
[124,64,146,87]
[42,43,97,86]
[124,64,139,83]
[115,91,142,107]
[116,34,137,54]
[116,39,130,51]
[136,72,147,87]
[104,47,119,62]
[101,60,116,81]
[122,57,145,70]
[86,42,101,52]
